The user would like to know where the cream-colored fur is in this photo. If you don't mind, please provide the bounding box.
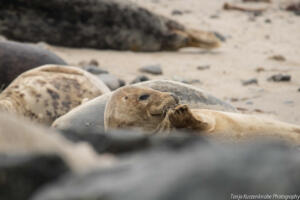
[163,104,300,144]
[105,86,300,144]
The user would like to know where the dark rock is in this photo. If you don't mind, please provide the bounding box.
[130,75,150,84]
[256,67,265,72]
[264,18,272,23]
[214,32,226,42]
[242,78,258,86]
[172,10,183,15]
[267,74,291,82]
[253,11,263,17]
[269,54,286,62]
[60,129,150,154]
[197,65,210,70]
[139,65,163,75]
[97,74,125,90]
[210,14,220,19]
[59,128,201,155]
[82,66,108,74]
[0,154,69,200]
[298,88,300,92]
[0,41,66,88]
[0,0,220,51]
[89,59,99,66]
[118,79,126,87]
[31,139,300,200]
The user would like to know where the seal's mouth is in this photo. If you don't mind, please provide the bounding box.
[150,103,178,118]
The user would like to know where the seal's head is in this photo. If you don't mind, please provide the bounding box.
[104,86,179,133]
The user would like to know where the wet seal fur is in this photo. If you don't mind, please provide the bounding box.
[105,86,300,144]
[0,41,66,89]
[0,0,220,51]
[0,65,110,125]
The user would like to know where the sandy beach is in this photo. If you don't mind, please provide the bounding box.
[47,0,300,124]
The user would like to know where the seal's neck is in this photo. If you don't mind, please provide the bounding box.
[154,116,174,134]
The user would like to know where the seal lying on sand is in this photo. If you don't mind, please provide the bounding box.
[52,80,235,132]
[0,41,66,89]
[0,65,110,125]
[0,0,220,51]
[105,86,300,144]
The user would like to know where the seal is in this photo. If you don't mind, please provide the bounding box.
[52,80,235,132]
[0,65,110,125]
[104,86,300,144]
[0,41,66,89]
[0,0,220,51]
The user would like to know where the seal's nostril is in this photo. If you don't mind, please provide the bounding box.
[170,93,179,104]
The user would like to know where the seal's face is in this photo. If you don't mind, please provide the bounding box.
[104,86,179,133]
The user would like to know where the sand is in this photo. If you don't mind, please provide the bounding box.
[47,0,300,124]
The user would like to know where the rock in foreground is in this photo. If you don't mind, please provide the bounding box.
[31,136,300,200]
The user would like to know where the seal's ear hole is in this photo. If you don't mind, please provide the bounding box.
[139,94,150,101]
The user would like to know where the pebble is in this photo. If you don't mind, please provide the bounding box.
[242,78,258,86]
[130,75,150,84]
[214,32,226,42]
[210,14,220,19]
[97,74,125,90]
[265,18,272,23]
[246,101,253,105]
[269,55,286,62]
[79,59,99,67]
[255,67,265,73]
[267,74,291,82]
[172,76,201,84]
[139,65,162,75]
[197,65,210,70]
[171,10,183,15]
[89,59,99,66]
[83,66,108,74]
[298,88,300,92]
[284,100,294,105]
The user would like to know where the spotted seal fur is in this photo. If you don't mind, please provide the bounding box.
[0,65,110,125]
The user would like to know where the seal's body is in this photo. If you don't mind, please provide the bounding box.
[0,65,110,125]
[0,0,220,51]
[105,86,300,144]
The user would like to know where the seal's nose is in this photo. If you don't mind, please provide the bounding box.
[170,93,179,104]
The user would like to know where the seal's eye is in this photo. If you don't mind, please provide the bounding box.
[139,94,150,101]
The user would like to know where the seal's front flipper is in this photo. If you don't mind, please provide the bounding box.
[168,104,211,131]
[173,29,221,50]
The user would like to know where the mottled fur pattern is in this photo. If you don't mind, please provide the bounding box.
[0,65,110,125]
[105,86,300,144]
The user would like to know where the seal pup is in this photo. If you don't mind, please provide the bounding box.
[0,0,220,51]
[52,80,235,132]
[0,65,110,125]
[104,86,300,144]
